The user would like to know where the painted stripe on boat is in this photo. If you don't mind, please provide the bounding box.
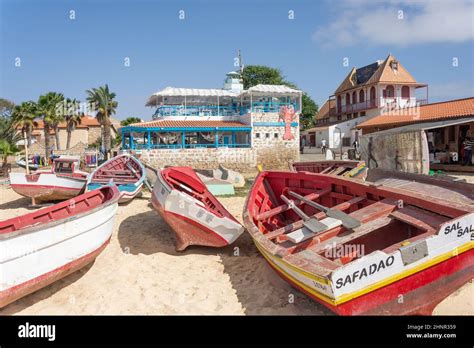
[254,239,474,305]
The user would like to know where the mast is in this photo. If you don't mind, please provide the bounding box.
[238,49,243,74]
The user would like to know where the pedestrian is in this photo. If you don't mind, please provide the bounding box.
[463,136,474,166]
[352,139,359,151]
[321,139,327,154]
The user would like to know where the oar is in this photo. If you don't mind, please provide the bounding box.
[288,191,361,229]
[280,195,328,234]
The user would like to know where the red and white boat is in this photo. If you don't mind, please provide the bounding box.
[0,185,120,308]
[290,160,368,180]
[9,157,88,202]
[151,166,244,251]
[243,170,474,315]
[87,154,145,204]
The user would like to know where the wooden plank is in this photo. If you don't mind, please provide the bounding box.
[389,206,449,232]
[265,196,366,240]
[256,188,330,221]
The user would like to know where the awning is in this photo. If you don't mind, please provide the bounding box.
[120,120,251,133]
[364,117,474,137]
[146,87,239,106]
[243,84,301,96]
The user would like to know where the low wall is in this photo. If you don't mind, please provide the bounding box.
[138,147,258,173]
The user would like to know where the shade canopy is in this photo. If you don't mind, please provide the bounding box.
[243,84,302,96]
[147,87,239,106]
[146,84,302,106]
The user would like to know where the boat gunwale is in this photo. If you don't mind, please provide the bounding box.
[87,154,145,187]
[0,186,120,239]
[243,170,473,264]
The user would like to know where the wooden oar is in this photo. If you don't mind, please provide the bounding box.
[288,190,361,229]
[280,195,328,234]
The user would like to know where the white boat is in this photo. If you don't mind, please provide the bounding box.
[0,185,120,308]
[10,157,88,202]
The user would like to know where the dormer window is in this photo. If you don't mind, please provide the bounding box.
[391,60,398,71]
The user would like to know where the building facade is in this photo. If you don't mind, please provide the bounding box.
[120,71,303,171]
[304,54,428,149]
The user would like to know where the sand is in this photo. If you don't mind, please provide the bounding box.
[0,174,472,315]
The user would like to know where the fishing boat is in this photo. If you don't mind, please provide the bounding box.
[87,154,145,204]
[0,185,120,308]
[290,160,368,180]
[151,166,244,251]
[243,170,474,315]
[15,157,39,171]
[10,158,88,202]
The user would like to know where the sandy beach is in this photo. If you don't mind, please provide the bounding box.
[0,167,472,315]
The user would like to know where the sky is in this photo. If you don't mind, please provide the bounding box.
[1,0,473,121]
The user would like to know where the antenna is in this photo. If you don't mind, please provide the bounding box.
[238,49,243,73]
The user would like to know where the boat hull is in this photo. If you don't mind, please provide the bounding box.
[0,187,119,308]
[86,154,145,204]
[244,170,474,316]
[256,240,473,315]
[9,172,86,201]
[151,170,244,251]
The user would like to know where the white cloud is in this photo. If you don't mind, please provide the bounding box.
[313,0,474,46]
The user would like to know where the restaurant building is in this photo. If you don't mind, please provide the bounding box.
[120,70,303,171]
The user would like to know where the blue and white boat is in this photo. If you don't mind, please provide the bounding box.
[87,154,145,203]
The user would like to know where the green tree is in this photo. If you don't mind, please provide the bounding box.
[241,65,318,130]
[120,117,142,126]
[37,92,65,157]
[0,139,18,166]
[241,65,285,89]
[86,84,118,158]
[11,101,38,147]
[64,98,84,149]
[0,98,19,146]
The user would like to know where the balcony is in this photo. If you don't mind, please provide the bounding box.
[153,102,298,118]
[340,99,377,114]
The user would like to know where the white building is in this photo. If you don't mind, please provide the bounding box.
[303,54,428,149]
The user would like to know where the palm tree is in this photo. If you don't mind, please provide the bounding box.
[0,98,20,146]
[64,98,83,149]
[0,139,18,166]
[86,84,118,159]
[11,101,38,147]
[37,92,65,158]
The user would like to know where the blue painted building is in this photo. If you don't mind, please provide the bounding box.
[120,71,303,170]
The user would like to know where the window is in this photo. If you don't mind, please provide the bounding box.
[384,85,395,98]
[360,111,366,117]
[274,133,278,139]
[353,113,358,119]
[370,87,376,100]
[401,86,410,99]
[256,133,260,138]
[265,133,270,138]
[352,91,357,104]
[342,137,351,147]
[347,114,352,119]
[337,115,342,121]
[359,90,365,103]
[345,93,350,105]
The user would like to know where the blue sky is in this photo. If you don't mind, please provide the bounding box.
[1,0,473,121]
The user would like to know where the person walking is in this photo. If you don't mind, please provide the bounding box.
[463,136,474,166]
[321,139,327,154]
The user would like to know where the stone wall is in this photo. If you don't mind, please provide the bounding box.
[251,112,300,169]
[138,147,257,173]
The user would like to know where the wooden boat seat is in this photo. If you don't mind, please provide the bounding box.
[389,205,449,233]
[348,198,399,221]
[267,196,366,241]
